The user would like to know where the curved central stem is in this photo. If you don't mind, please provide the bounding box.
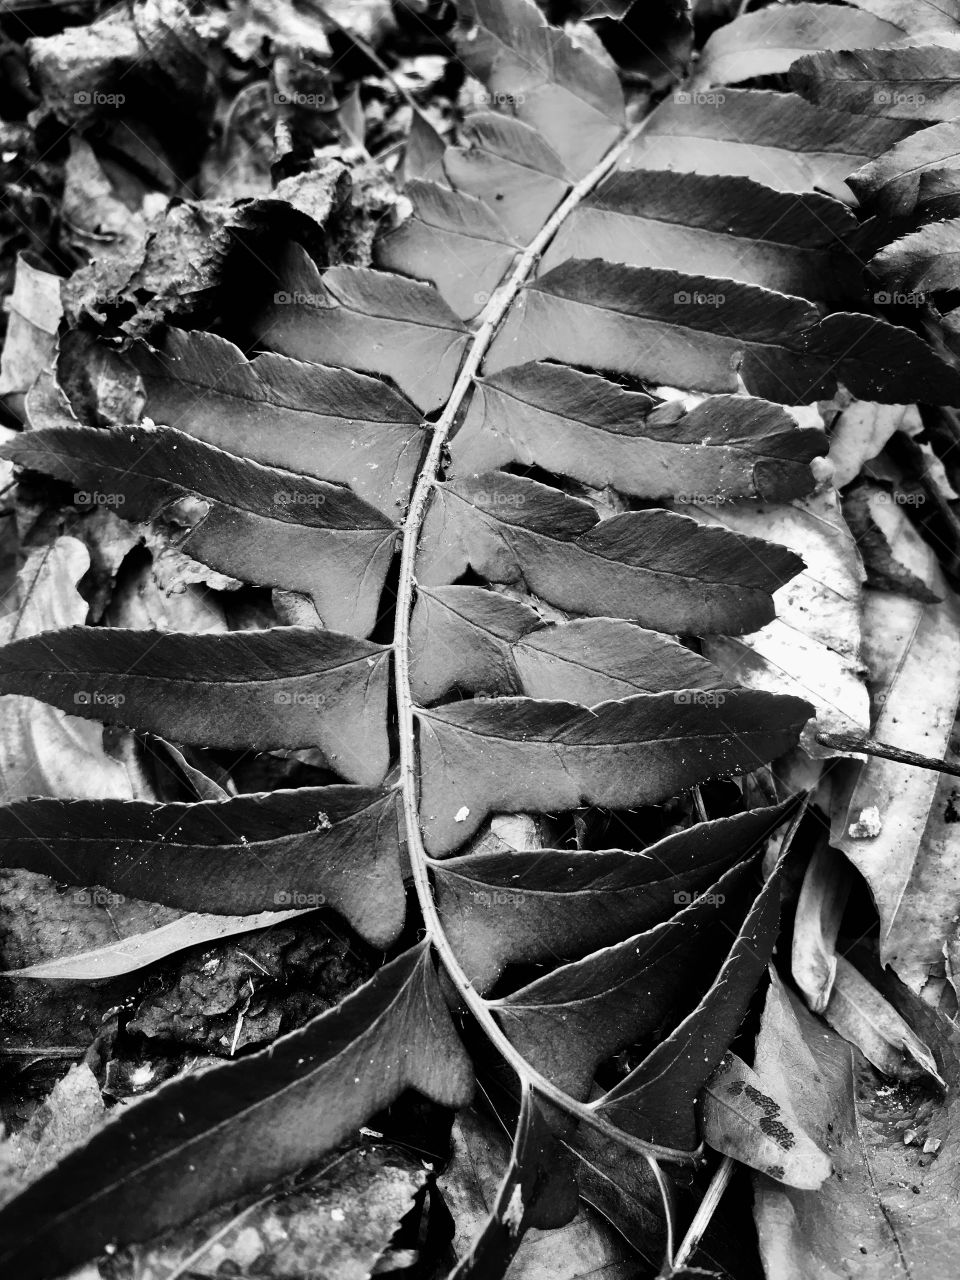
[391,114,700,1167]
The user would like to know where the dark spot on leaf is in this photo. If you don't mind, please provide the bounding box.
[759,1117,796,1149]
[744,1083,780,1118]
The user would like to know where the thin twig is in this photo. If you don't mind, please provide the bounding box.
[665,1155,736,1275]
[692,786,709,824]
[817,731,960,779]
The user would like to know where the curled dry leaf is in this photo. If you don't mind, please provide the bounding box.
[827,401,921,490]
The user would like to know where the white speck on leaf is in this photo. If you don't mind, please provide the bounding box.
[454,806,470,822]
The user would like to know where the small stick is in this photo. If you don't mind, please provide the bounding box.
[817,731,960,780]
[692,786,709,824]
[663,1155,736,1276]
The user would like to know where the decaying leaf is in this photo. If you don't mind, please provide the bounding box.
[754,971,960,1278]
[694,488,871,754]
[702,1049,831,1189]
[823,956,945,1086]
[833,507,960,995]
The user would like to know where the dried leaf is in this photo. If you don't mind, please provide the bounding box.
[3,909,314,980]
[754,971,960,1279]
[822,955,945,1086]
[833,513,960,993]
[702,1050,831,1189]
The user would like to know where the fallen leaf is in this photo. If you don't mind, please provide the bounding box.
[822,955,945,1086]
[0,537,152,803]
[754,970,960,1279]
[791,841,853,1013]
[844,481,941,602]
[702,1049,831,1189]
[833,505,960,994]
[3,909,315,980]
[827,401,922,489]
[0,1064,106,1206]
[0,254,62,416]
[694,488,871,755]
